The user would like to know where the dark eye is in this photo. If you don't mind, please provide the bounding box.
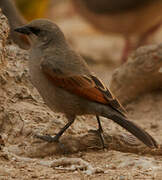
[29,27,41,35]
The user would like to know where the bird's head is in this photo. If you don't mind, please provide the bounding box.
[14,19,65,47]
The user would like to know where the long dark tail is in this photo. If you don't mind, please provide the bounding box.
[102,110,158,148]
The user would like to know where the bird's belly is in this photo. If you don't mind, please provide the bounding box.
[73,1,162,37]
[29,71,92,116]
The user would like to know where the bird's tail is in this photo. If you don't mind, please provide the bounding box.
[102,109,158,149]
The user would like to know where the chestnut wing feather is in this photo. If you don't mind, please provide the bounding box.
[41,61,126,115]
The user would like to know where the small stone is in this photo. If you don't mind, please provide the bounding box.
[150,123,158,129]
[119,175,126,180]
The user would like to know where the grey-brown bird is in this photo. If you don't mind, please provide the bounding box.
[14,19,158,148]
[0,0,30,49]
[72,0,162,62]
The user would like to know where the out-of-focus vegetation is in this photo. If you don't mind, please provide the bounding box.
[14,0,50,20]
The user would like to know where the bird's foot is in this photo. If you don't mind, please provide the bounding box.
[34,134,70,154]
[88,129,106,149]
[34,134,59,143]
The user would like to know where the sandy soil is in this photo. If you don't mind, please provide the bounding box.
[0,1,162,179]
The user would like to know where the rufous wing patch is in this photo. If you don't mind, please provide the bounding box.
[41,62,126,115]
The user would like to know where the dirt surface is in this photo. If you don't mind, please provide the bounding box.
[0,1,162,179]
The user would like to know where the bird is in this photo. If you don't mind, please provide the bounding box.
[14,19,158,149]
[71,0,162,62]
[0,0,30,49]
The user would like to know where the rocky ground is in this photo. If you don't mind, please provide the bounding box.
[0,1,162,179]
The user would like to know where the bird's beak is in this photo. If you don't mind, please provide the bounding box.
[14,26,31,35]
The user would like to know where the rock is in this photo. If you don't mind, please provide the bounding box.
[0,8,9,67]
[110,44,162,104]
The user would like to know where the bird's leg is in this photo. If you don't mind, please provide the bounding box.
[121,23,162,63]
[35,116,75,142]
[137,22,162,47]
[121,37,132,63]
[89,116,106,148]
[96,115,106,148]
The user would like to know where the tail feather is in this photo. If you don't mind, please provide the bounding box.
[103,112,158,148]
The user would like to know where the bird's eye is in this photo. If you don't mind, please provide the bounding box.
[29,27,41,35]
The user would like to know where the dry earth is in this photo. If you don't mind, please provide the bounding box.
[0,1,162,179]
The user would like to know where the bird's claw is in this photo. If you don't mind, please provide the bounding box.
[34,134,59,143]
[88,129,106,149]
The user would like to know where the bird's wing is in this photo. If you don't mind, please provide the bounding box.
[41,60,126,116]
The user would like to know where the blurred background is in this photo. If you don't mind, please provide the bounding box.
[11,0,162,66]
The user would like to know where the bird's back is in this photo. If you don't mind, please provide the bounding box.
[78,0,155,14]
[72,0,162,36]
